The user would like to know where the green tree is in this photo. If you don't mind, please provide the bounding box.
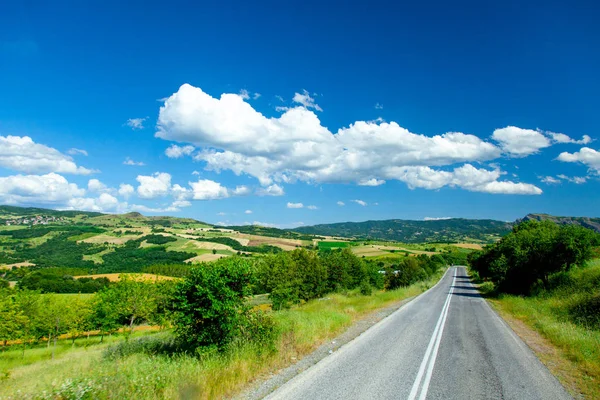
[0,290,28,347]
[171,257,254,349]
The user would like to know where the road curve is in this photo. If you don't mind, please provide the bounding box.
[266,267,571,400]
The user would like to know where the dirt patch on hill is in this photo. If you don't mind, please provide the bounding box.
[185,253,228,263]
[0,261,35,270]
[76,273,177,282]
[452,243,484,250]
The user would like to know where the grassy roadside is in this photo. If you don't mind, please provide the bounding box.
[0,269,445,399]
[481,260,600,399]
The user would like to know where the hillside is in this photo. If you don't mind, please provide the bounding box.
[518,213,600,233]
[292,218,513,243]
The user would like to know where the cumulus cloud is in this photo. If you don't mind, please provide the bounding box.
[557,147,600,173]
[66,193,125,213]
[123,157,145,166]
[492,126,551,157]
[374,103,383,110]
[0,173,85,205]
[118,183,135,198]
[0,135,94,175]
[165,144,195,158]
[337,201,345,206]
[358,178,385,186]
[67,148,88,156]
[292,89,322,111]
[156,85,502,186]
[387,164,542,194]
[245,210,253,214]
[287,202,304,209]
[352,199,367,206]
[192,170,200,175]
[88,179,109,193]
[306,205,318,210]
[256,184,284,196]
[424,217,452,221]
[136,172,172,199]
[232,185,251,196]
[547,131,592,145]
[126,117,147,130]
[189,179,229,200]
[253,93,261,100]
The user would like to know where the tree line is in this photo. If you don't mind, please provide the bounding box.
[468,220,600,294]
[1,249,451,354]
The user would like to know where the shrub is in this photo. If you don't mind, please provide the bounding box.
[171,257,254,350]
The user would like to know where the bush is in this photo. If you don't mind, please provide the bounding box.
[359,280,372,296]
[470,220,599,294]
[171,257,254,350]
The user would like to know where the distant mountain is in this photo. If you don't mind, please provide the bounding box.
[292,218,513,243]
[518,213,600,233]
[0,205,103,219]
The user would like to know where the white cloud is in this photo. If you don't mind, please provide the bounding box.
[556,174,587,184]
[492,126,551,157]
[165,144,195,158]
[287,202,304,209]
[232,185,251,196]
[136,172,172,199]
[192,170,200,175]
[358,178,385,186]
[352,199,367,206]
[245,209,252,214]
[67,148,88,156]
[217,212,227,216]
[275,95,285,102]
[239,89,250,100]
[386,164,542,195]
[557,147,600,173]
[337,201,345,206]
[292,89,322,111]
[253,93,261,100]
[0,135,94,175]
[155,85,550,194]
[118,183,135,198]
[171,200,191,208]
[88,179,109,193]
[256,184,284,196]
[275,106,290,112]
[547,131,592,145]
[189,179,229,200]
[123,157,145,166]
[375,103,383,110]
[126,117,147,130]
[0,173,85,205]
[541,176,561,185]
[306,205,318,210]
[66,193,125,213]
[424,217,452,221]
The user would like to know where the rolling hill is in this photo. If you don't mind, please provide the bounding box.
[291,218,513,243]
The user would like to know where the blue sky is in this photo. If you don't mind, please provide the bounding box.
[1,1,599,227]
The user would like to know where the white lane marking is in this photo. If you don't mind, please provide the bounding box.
[408,269,456,400]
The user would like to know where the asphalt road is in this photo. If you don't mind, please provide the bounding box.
[266,267,571,400]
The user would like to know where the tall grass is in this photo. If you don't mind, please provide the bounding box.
[0,271,444,399]
[489,259,600,398]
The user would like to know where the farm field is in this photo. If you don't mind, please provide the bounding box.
[75,273,178,282]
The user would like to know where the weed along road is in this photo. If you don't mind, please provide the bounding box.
[266,267,571,400]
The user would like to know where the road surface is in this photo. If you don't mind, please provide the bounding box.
[266,267,571,400]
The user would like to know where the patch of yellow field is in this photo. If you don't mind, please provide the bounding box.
[80,234,142,245]
[76,273,177,282]
[0,261,35,270]
[452,243,483,250]
[185,253,229,263]
[189,241,234,251]
[240,234,303,251]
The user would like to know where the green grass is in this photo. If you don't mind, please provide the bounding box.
[488,259,600,399]
[83,247,114,264]
[317,241,349,250]
[0,270,445,399]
